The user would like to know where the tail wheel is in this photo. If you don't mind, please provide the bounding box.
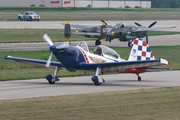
[138,77,141,81]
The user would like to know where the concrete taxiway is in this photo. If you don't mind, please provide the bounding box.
[0,34,180,51]
[0,71,180,100]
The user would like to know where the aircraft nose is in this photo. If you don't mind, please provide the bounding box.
[49,45,58,52]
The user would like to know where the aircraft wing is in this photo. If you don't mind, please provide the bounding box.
[79,58,171,72]
[70,31,100,36]
[5,56,64,69]
[61,23,94,29]
[132,26,176,32]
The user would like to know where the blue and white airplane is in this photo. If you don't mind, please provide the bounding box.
[5,33,172,85]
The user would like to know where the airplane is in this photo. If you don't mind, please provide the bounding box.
[5,31,172,85]
[62,20,176,47]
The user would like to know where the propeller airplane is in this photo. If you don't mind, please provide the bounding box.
[5,30,172,85]
[62,20,176,47]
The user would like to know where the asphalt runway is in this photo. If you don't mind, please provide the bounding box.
[0,20,179,31]
[0,71,180,100]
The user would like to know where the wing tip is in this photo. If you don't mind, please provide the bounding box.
[168,62,172,65]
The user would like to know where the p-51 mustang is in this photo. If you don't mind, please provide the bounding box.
[5,34,172,85]
[62,20,176,47]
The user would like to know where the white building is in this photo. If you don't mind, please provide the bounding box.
[0,0,151,8]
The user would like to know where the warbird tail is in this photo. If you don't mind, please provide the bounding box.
[128,38,155,61]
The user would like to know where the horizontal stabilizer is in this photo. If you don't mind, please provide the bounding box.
[140,67,172,72]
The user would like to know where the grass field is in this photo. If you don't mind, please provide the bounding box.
[0,29,179,43]
[0,7,180,21]
[1,46,179,81]
[0,86,180,120]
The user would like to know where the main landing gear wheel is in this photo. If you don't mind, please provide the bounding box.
[94,82,101,86]
[95,40,101,46]
[48,80,55,84]
[128,41,133,47]
[138,77,141,81]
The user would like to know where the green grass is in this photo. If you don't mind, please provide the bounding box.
[0,29,179,43]
[0,86,180,120]
[1,7,180,20]
[1,46,179,81]
[0,29,95,43]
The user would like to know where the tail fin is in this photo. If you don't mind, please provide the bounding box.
[128,38,155,61]
[64,21,71,40]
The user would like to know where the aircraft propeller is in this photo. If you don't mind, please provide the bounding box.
[148,21,157,28]
[42,33,69,68]
[42,33,54,68]
[134,21,157,44]
[100,18,107,25]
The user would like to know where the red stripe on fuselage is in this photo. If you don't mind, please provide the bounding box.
[76,46,89,64]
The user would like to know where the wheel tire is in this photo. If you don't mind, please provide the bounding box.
[94,82,101,86]
[138,77,141,81]
[18,17,22,21]
[29,17,32,21]
[48,80,55,84]
[37,19,39,21]
[95,40,101,46]
[128,41,133,47]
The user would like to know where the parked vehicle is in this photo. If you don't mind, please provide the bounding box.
[18,11,40,21]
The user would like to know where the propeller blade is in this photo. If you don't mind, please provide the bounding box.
[56,42,69,49]
[148,21,157,28]
[45,52,53,69]
[100,24,107,41]
[135,22,142,26]
[64,21,71,40]
[42,33,53,46]
[100,19,107,25]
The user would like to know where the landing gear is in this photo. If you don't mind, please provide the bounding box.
[94,82,101,86]
[91,67,105,86]
[128,39,133,47]
[95,39,101,46]
[136,73,141,81]
[46,67,60,84]
[146,35,148,44]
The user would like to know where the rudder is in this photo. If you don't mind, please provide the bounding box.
[128,38,155,61]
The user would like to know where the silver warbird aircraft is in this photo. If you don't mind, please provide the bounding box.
[61,20,176,47]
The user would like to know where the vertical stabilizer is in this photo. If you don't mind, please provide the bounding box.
[128,38,155,61]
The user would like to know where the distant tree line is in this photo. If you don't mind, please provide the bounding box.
[152,0,180,8]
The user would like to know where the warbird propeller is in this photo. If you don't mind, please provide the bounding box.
[62,20,176,47]
[5,29,172,85]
